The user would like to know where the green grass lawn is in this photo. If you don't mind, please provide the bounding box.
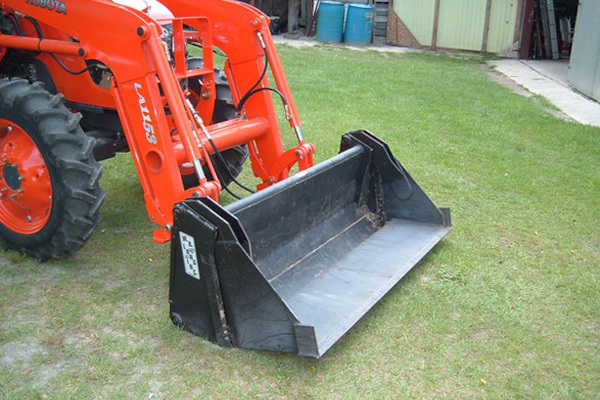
[1,44,599,399]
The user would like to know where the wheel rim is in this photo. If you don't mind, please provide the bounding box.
[0,119,53,234]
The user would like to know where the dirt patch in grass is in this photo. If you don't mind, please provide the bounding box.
[0,340,66,387]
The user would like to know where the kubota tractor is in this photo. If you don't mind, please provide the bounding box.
[0,0,451,357]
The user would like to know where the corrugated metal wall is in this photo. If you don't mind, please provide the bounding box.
[436,0,487,51]
[487,0,519,53]
[394,0,436,46]
[389,0,521,55]
[568,0,600,102]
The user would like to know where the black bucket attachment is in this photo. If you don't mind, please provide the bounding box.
[169,131,451,358]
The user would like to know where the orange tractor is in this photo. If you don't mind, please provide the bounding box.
[0,0,451,357]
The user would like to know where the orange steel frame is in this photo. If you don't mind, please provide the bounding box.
[0,0,315,242]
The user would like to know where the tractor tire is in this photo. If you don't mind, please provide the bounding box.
[209,69,249,187]
[0,78,105,261]
[185,62,249,189]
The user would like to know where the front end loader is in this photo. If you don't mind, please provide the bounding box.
[0,0,451,357]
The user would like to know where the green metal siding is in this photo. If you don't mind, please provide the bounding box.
[392,0,521,54]
[487,0,519,53]
[436,0,487,51]
[394,0,436,46]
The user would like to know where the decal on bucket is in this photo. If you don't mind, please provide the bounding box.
[179,231,200,280]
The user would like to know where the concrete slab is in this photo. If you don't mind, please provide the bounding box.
[492,59,600,127]
[522,59,570,87]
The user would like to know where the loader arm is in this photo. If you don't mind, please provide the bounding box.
[163,0,312,187]
[0,0,314,241]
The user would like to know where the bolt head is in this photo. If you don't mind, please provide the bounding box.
[173,207,183,219]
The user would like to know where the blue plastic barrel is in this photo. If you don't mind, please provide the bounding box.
[344,3,374,45]
[317,1,345,43]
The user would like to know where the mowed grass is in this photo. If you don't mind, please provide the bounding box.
[1,44,599,399]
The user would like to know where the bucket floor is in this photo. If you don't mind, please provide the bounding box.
[283,218,450,356]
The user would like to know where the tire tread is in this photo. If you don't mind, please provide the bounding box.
[0,78,105,261]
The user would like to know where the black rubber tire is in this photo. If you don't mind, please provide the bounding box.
[0,78,105,261]
[209,69,249,187]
